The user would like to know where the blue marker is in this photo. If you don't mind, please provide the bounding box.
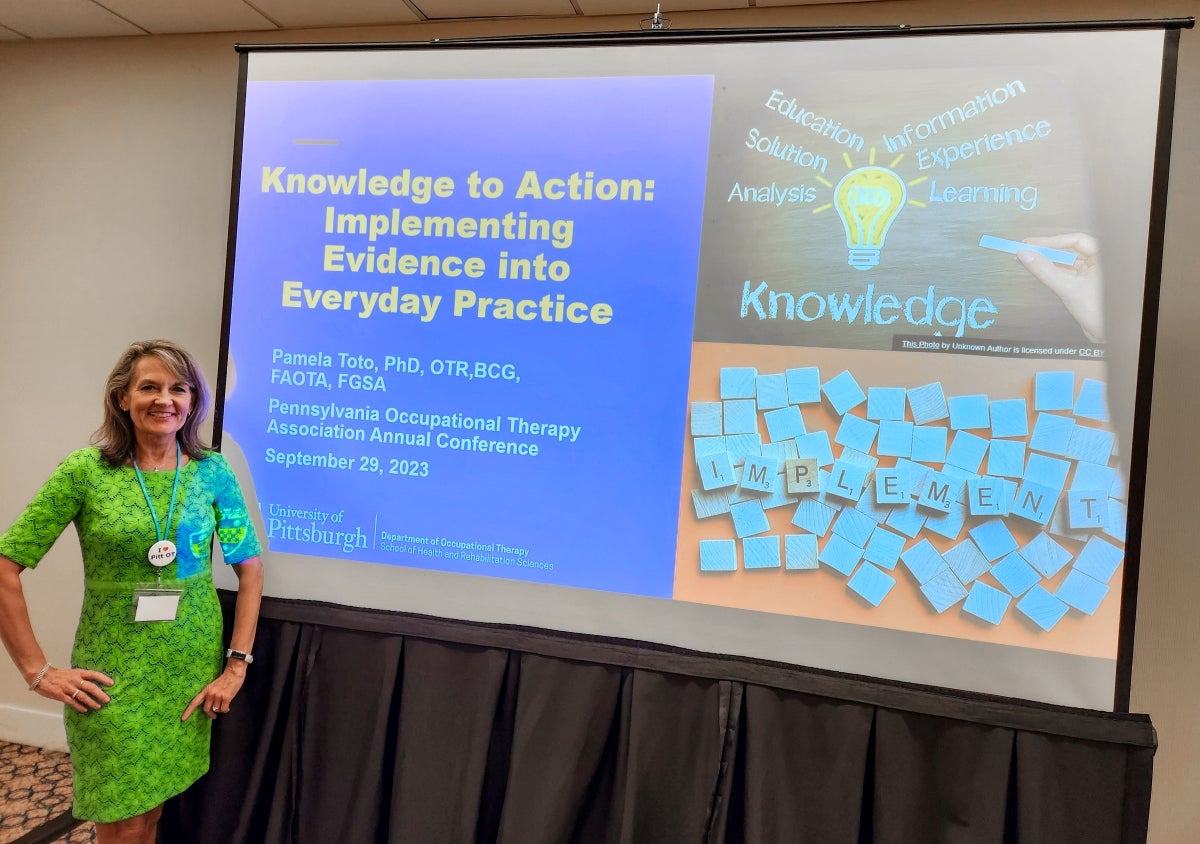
[979,235,1077,266]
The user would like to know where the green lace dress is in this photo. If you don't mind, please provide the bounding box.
[0,447,261,822]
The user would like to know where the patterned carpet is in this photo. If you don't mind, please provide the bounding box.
[0,741,93,843]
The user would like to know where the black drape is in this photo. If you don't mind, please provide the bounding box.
[161,594,1154,843]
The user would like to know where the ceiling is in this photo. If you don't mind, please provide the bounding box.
[0,0,889,41]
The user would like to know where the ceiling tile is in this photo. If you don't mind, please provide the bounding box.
[0,0,143,39]
[575,0,749,15]
[253,0,421,29]
[100,0,276,34]
[412,0,578,20]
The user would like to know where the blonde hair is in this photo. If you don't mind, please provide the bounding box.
[93,340,212,466]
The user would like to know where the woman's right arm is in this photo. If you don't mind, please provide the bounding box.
[0,556,112,712]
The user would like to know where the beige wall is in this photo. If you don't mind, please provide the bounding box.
[0,1,1195,839]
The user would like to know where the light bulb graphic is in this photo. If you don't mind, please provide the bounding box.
[833,165,907,270]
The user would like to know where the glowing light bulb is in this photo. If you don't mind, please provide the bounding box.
[833,165,907,271]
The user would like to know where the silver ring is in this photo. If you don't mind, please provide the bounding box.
[70,688,82,701]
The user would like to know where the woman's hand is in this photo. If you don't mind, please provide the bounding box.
[182,664,247,721]
[35,666,114,713]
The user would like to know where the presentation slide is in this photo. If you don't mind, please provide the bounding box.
[218,28,1171,709]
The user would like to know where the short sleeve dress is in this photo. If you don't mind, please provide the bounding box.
[0,447,262,822]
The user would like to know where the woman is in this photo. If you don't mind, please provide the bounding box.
[0,340,264,844]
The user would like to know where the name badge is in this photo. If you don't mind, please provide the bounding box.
[132,587,182,622]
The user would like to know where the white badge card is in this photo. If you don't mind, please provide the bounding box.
[132,587,183,622]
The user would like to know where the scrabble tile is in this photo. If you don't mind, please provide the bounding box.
[938,464,977,502]
[838,447,879,475]
[764,406,806,442]
[699,539,737,572]
[1073,378,1109,422]
[924,498,968,541]
[1029,412,1075,456]
[1035,371,1075,411]
[784,458,819,495]
[795,431,835,467]
[785,534,819,570]
[892,458,930,496]
[864,527,906,570]
[917,469,962,513]
[990,552,1041,597]
[1071,461,1118,495]
[901,539,948,585]
[723,399,758,436]
[1073,535,1124,584]
[1017,585,1071,631]
[969,519,1019,562]
[848,562,897,606]
[743,535,782,569]
[730,499,771,538]
[885,500,928,538]
[946,431,989,473]
[986,439,1026,479]
[1011,480,1058,526]
[967,476,1015,516]
[1067,489,1108,529]
[694,436,727,462]
[698,452,737,491]
[1103,499,1128,543]
[833,508,877,547]
[818,534,864,576]
[792,498,838,536]
[761,481,800,510]
[877,420,914,458]
[761,440,799,462]
[691,487,732,519]
[827,460,870,503]
[948,394,990,430]
[786,367,821,404]
[822,370,867,416]
[1024,453,1072,495]
[1066,426,1116,465]
[1019,533,1073,578]
[921,569,970,613]
[908,382,949,425]
[741,455,784,494]
[725,433,763,466]
[720,366,757,400]
[963,581,1012,625]
[989,398,1029,438]
[854,491,891,523]
[875,468,910,504]
[835,414,880,454]
[944,538,990,584]
[756,373,789,410]
[911,425,948,464]
[1051,496,1091,541]
[1056,569,1109,615]
[867,386,908,421]
[691,401,723,436]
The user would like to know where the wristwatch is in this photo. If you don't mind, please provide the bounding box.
[225,648,254,664]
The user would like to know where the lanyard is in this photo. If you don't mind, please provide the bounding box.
[132,441,182,580]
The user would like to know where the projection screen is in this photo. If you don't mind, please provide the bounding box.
[216,23,1180,710]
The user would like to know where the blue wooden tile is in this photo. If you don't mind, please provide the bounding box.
[1067,489,1108,529]
[967,476,1015,516]
[917,469,962,513]
[963,581,1011,625]
[835,414,880,454]
[785,533,819,570]
[1019,533,1073,578]
[893,458,930,497]
[720,366,757,400]
[939,464,978,502]
[694,436,727,462]
[698,451,737,491]
[822,370,867,415]
[1050,495,1093,541]
[743,535,782,569]
[1071,461,1117,495]
[764,405,806,442]
[818,533,864,576]
[924,498,968,541]
[1017,585,1071,631]
[730,499,771,538]
[848,562,897,606]
[1073,378,1109,422]
[948,394,990,430]
[795,431,835,467]
[946,430,989,473]
[1029,412,1075,456]
[986,439,1026,479]
[910,425,948,463]
[1024,453,1071,495]
[691,401,724,436]
[867,386,907,421]
[827,459,870,503]
[833,508,877,547]
[878,420,914,458]
[1066,426,1116,465]
[792,498,838,536]
[1056,569,1109,615]
[1035,371,1075,411]
[989,398,1029,438]
[762,439,799,462]
[968,519,1019,562]
[838,447,879,475]
[761,479,800,510]
[783,458,819,495]
[786,367,822,405]
[756,373,789,410]
[864,527,906,570]
[741,455,784,494]
[990,552,1041,597]
[921,569,969,613]
[1011,480,1058,526]
[1073,535,1124,584]
[699,539,737,572]
[900,539,948,585]
[875,467,910,504]
[725,433,763,467]
[944,538,990,584]
[1103,499,1128,543]
[908,382,949,425]
[886,500,928,538]
[854,491,891,523]
[691,487,732,519]
[723,399,758,436]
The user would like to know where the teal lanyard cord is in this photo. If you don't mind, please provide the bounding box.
[132,441,182,582]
